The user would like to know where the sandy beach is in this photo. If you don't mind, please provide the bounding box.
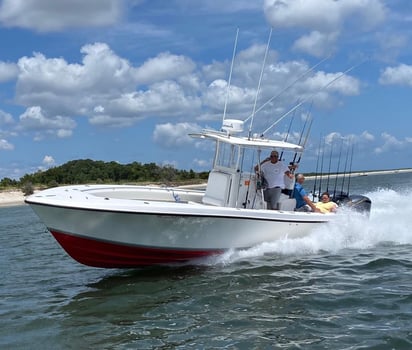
[0,190,26,207]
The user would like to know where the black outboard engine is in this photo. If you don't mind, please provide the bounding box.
[331,191,372,216]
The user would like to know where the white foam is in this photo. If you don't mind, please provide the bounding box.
[204,187,412,266]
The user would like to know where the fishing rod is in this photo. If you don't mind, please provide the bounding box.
[244,54,332,125]
[222,27,239,123]
[326,141,334,192]
[317,136,326,199]
[295,109,313,164]
[248,27,272,139]
[279,100,298,161]
[340,139,351,195]
[299,102,312,144]
[289,105,308,165]
[312,134,322,201]
[252,149,265,208]
[332,138,344,198]
[239,148,250,209]
[260,59,367,137]
[289,115,313,180]
[346,143,354,196]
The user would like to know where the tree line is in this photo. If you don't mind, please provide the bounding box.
[0,159,210,191]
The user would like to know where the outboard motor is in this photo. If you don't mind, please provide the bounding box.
[332,191,372,217]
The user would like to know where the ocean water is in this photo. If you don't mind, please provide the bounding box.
[1,172,412,349]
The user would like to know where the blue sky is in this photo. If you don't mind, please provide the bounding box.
[1,0,412,180]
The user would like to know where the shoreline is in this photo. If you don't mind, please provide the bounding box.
[1,168,411,208]
[0,191,27,208]
[304,168,412,180]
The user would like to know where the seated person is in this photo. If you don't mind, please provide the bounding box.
[315,192,338,213]
[293,174,320,212]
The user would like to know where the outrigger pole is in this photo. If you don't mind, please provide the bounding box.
[244,54,332,125]
[260,59,367,137]
[222,27,239,123]
[248,27,273,139]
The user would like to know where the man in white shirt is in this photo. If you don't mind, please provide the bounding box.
[260,150,293,209]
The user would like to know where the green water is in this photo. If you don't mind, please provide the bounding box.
[1,173,412,349]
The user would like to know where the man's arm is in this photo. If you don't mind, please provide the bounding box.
[303,195,320,212]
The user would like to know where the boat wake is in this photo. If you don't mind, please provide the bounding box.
[201,187,412,266]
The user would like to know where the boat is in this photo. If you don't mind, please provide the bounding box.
[25,31,372,268]
[25,118,371,268]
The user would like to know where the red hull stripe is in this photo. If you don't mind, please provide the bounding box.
[50,230,223,268]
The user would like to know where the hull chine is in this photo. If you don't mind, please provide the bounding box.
[50,230,224,268]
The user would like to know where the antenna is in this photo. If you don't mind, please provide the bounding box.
[222,28,239,123]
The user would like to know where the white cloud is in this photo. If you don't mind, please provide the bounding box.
[374,132,405,154]
[8,39,363,141]
[0,0,122,32]
[153,122,201,149]
[360,131,374,142]
[324,132,343,145]
[292,31,338,58]
[0,61,18,82]
[204,79,255,113]
[17,43,136,100]
[304,71,360,96]
[15,43,204,130]
[264,0,385,31]
[379,64,412,86]
[193,158,210,168]
[42,155,55,166]
[376,33,408,63]
[0,139,14,150]
[263,0,386,56]
[135,52,196,85]
[0,110,14,125]
[18,106,76,140]
[104,80,202,120]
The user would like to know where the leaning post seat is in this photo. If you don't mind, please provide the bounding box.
[202,171,232,206]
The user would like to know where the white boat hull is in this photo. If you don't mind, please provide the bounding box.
[26,185,331,267]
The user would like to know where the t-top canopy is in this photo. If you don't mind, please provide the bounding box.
[189,129,304,152]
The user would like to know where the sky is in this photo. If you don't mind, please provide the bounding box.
[1,0,412,180]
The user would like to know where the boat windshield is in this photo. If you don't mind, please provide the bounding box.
[214,141,264,174]
[215,141,239,170]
